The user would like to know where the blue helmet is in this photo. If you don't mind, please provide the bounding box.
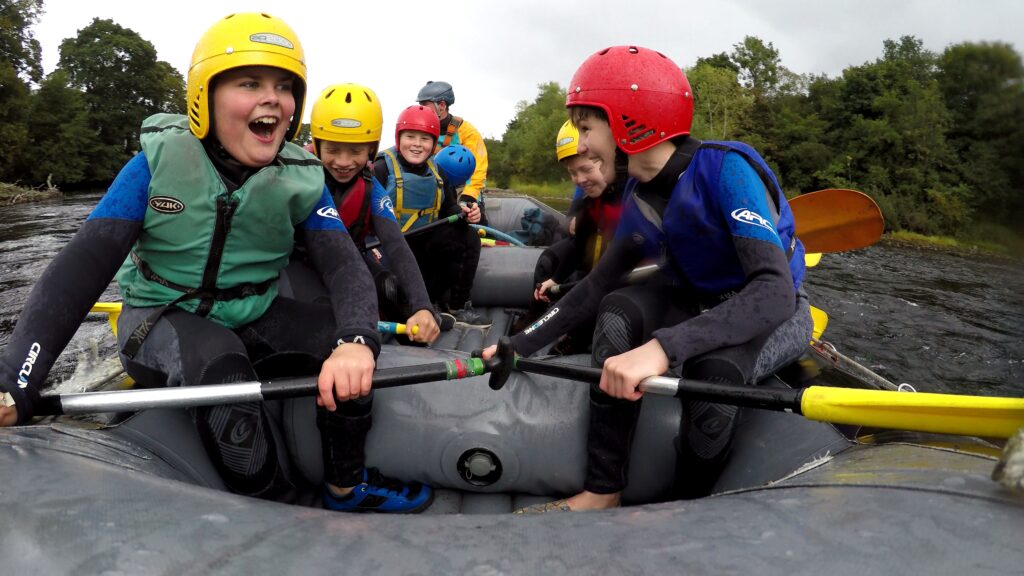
[435,145,476,184]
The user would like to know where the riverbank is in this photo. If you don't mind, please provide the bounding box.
[0,182,62,205]
[883,230,1023,261]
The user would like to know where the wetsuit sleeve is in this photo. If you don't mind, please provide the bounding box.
[651,152,796,372]
[0,153,148,423]
[551,205,597,282]
[299,189,382,357]
[456,119,488,202]
[439,181,462,218]
[368,179,397,223]
[511,236,644,357]
[369,182,433,315]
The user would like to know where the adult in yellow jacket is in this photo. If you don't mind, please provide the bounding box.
[417,81,489,224]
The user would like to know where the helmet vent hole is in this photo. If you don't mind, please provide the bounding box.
[629,129,655,145]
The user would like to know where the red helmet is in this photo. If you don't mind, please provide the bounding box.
[395,104,440,144]
[566,45,693,154]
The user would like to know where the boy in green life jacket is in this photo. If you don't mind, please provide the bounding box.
[0,12,432,513]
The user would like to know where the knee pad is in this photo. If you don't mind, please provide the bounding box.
[680,357,744,461]
[591,293,646,368]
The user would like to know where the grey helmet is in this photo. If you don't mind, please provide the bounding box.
[417,81,455,107]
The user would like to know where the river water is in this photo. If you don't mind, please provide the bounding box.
[2,193,1022,397]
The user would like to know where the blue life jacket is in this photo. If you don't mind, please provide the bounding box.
[377,147,444,232]
[616,141,804,298]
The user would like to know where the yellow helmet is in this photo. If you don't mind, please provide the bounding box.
[187,12,307,141]
[310,83,383,155]
[555,119,580,161]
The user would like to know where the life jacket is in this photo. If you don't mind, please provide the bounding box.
[116,113,324,330]
[583,192,624,269]
[377,147,444,232]
[436,115,463,150]
[333,168,374,245]
[617,141,804,298]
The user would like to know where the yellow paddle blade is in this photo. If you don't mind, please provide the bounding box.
[90,302,123,337]
[810,305,828,340]
[800,386,1024,439]
[805,252,822,267]
[791,189,885,253]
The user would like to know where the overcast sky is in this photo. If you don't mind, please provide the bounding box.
[31,0,1023,148]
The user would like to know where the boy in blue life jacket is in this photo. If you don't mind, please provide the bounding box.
[484,46,812,512]
[283,83,441,343]
[372,105,489,327]
[0,13,431,513]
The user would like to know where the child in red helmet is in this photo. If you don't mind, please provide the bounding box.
[485,46,812,512]
[373,105,488,327]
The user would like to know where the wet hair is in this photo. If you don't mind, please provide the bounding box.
[568,105,608,127]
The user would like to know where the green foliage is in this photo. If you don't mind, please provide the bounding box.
[731,36,782,95]
[0,61,30,182]
[295,123,311,147]
[0,0,43,83]
[688,63,750,141]
[494,82,570,186]
[21,70,97,184]
[57,18,186,182]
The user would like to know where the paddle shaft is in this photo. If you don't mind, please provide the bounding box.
[514,357,804,412]
[37,357,486,415]
[512,358,1024,438]
[363,213,464,251]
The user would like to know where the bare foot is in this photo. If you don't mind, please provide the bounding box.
[565,490,621,511]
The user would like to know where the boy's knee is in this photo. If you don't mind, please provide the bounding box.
[591,292,646,366]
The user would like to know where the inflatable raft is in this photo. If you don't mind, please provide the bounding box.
[1,194,1022,574]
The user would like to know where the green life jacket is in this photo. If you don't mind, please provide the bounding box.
[116,113,324,329]
[377,147,444,232]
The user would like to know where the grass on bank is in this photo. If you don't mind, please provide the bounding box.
[1,181,62,205]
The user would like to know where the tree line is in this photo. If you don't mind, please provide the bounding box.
[490,37,1024,243]
[3,1,1022,242]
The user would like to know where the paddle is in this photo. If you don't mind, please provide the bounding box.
[377,321,419,335]
[478,337,1024,439]
[363,213,466,251]
[471,224,526,247]
[35,356,488,416]
[789,188,884,253]
[41,336,1024,439]
[91,303,423,337]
